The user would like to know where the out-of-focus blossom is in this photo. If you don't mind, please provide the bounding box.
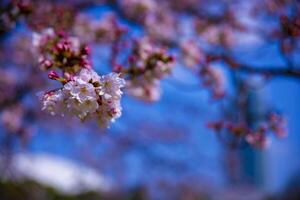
[26,2,76,32]
[0,0,32,33]
[32,28,55,48]
[127,80,161,102]
[165,0,201,11]
[200,25,234,47]
[125,37,174,102]
[1,104,24,133]
[246,126,271,149]
[73,14,126,44]
[119,0,156,22]
[180,40,203,67]
[252,0,292,15]
[268,112,288,138]
[0,69,18,105]
[145,11,178,44]
[41,69,125,128]
[195,18,236,48]
[0,102,32,143]
[208,113,287,149]
[200,64,226,99]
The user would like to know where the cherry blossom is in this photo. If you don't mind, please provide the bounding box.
[124,37,174,102]
[180,40,203,68]
[41,69,125,128]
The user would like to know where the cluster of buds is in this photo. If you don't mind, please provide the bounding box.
[73,14,127,44]
[41,69,125,128]
[33,28,91,73]
[208,112,288,149]
[199,64,225,99]
[124,37,174,102]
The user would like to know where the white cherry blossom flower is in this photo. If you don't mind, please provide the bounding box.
[64,79,97,103]
[77,68,101,83]
[41,68,125,128]
[41,90,64,116]
[99,73,125,100]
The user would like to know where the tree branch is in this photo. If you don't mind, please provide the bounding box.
[237,65,300,79]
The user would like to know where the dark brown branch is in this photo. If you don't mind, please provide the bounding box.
[237,65,300,79]
[219,55,300,80]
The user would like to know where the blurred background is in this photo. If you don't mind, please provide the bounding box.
[0,0,300,199]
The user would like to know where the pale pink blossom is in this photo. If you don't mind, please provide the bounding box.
[41,69,125,128]
[180,40,203,67]
[1,105,24,133]
[125,37,174,102]
[126,80,161,102]
[200,65,226,99]
[41,90,64,116]
[120,0,156,21]
[246,133,271,149]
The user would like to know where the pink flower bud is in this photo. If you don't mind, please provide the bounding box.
[128,55,137,63]
[81,46,91,55]
[80,60,92,69]
[55,43,64,51]
[48,70,60,80]
[113,64,123,73]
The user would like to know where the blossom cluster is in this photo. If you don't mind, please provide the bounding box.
[26,1,76,32]
[179,40,226,99]
[144,10,178,44]
[119,0,177,44]
[207,112,288,148]
[41,69,125,128]
[33,28,91,72]
[73,13,127,44]
[125,37,174,102]
[33,28,126,128]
